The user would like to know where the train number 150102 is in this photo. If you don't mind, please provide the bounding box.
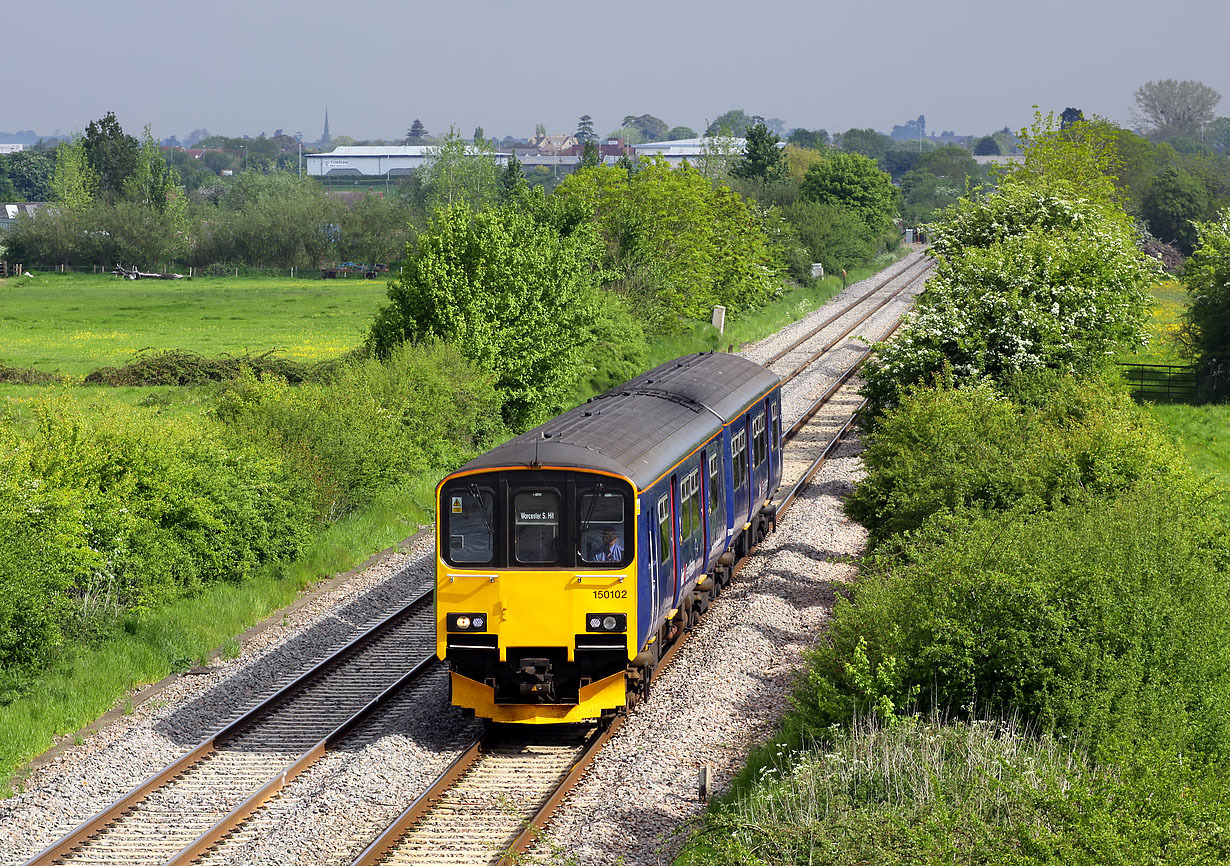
[592,589,627,599]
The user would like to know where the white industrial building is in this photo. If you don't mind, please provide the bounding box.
[304,145,510,178]
[631,136,748,167]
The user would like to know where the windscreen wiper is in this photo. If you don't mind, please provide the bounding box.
[468,483,495,537]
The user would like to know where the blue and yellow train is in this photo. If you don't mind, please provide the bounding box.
[435,353,784,723]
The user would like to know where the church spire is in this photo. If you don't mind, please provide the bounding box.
[321,109,331,146]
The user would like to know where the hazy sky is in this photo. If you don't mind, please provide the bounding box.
[8,0,1230,143]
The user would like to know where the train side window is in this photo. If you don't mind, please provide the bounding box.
[731,429,748,489]
[445,487,495,564]
[685,470,701,539]
[708,452,722,518]
[657,495,672,566]
[513,490,561,564]
[753,414,767,468]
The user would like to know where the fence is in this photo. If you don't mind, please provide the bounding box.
[1118,362,1198,401]
[0,263,387,279]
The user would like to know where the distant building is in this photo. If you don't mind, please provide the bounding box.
[0,143,24,154]
[632,136,748,167]
[0,202,46,232]
[304,145,510,178]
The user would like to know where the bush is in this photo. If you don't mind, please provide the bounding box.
[1182,210,1230,399]
[846,375,1189,543]
[784,199,877,276]
[214,342,507,519]
[800,482,1230,764]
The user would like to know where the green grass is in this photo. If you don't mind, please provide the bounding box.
[0,477,436,793]
[1121,279,1191,365]
[0,272,388,376]
[1147,402,1230,490]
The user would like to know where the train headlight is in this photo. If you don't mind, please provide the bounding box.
[586,613,626,633]
[447,613,487,632]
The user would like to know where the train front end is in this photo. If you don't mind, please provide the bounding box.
[436,467,637,724]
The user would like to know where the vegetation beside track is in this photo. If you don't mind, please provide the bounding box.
[680,116,1230,865]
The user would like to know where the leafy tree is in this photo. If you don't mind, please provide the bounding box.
[1134,79,1222,141]
[666,125,697,140]
[1003,111,1121,203]
[799,151,898,236]
[787,128,828,150]
[368,202,603,428]
[576,115,597,144]
[698,126,741,180]
[200,150,235,173]
[1143,166,1210,253]
[1181,211,1230,398]
[82,112,139,202]
[580,140,600,169]
[705,110,754,138]
[337,193,413,266]
[473,126,484,145]
[1059,107,1085,129]
[1210,117,1230,155]
[622,114,668,142]
[49,138,98,212]
[731,123,786,185]
[785,199,876,274]
[406,119,428,143]
[836,128,892,163]
[973,135,1001,155]
[421,128,501,211]
[500,153,527,199]
[0,161,14,200]
[125,125,178,212]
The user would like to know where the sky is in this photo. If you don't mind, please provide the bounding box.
[7,0,1230,144]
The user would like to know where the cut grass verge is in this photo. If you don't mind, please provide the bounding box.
[0,477,436,794]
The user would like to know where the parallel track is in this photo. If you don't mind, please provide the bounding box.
[24,590,437,866]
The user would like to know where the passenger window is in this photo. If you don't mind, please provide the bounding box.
[445,487,495,563]
[685,471,701,540]
[513,490,561,564]
[708,452,722,518]
[771,403,780,452]
[753,414,767,468]
[657,495,672,566]
[579,490,626,564]
[731,430,748,489]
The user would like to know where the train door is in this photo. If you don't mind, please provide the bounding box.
[731,421,750,528]
[769,398,782,493]
[707,448,726,560]
[679,466,702,578]
[751,408,769,506]
[669,474,682,607]
[650,490,673,622]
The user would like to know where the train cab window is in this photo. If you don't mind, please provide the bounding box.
[513,490,561,564]
[445,487,496,564]
[731,429,748,490]
[657,495,673,566]
[753,414,767,468]
[579,490,627,565]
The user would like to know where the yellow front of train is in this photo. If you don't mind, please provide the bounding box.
[436,467,638,724]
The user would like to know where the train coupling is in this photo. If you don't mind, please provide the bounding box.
[517,657,557,700]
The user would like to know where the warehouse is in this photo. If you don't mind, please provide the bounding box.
[303,145,510,177]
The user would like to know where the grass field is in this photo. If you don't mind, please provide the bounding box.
[0,272,389,376]
[1121,279,1190,365]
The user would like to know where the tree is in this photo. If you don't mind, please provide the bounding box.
[731,123,786,185]
[799,151,898,236]
[698,126,741,180]
[49,138,98,212]
[787,128,828,150]
[785,199,876,274]
[705,110,754,138]
[500,153,527,199]
[576,115,597,144]
[1060,107,1084,130]
[1209,117,1230,155]
[580,140,600,169]
[421,128,501,211]
[622,114,668,142]
[0,150,55,201]
[666,125,697,140]
[1134,79,1221,141]
[835,128,892,164]
[368,202,603,429]
[973,136,1001,155]
[406,119,428,143]
[1182,211,1230,398]
[1144,166,1210,253]
[82,112,139,202]
[473,127,485,145]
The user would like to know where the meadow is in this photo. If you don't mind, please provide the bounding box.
[0,272,388,376]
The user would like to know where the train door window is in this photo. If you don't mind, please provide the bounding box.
[771,403,781,452]
[513,490,561,564]
[708,452,722,520]
[753,414,767,469]
[445,486,495,564]
[679,476,694,541]
[731,429,748,490]
[685,470,701,542]
[578,489,627,565]
[656,495,673,567]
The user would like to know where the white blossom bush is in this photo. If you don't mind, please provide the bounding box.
[863,183,1157,413]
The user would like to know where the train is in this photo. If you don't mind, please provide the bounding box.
[435,352,785,724]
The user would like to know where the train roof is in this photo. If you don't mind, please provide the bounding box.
[448,353,780,490]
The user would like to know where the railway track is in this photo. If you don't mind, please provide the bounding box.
[344,263,933,866]
[22,591,438,866]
